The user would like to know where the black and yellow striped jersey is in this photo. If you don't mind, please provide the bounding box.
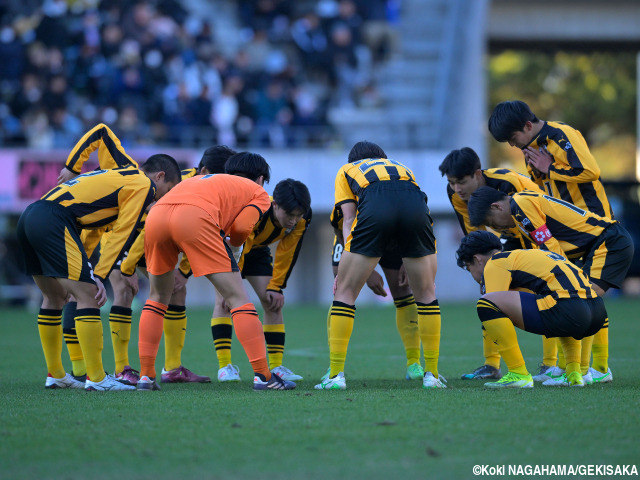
[65,123,138,174]
[120,168,197,277]
[240,201,312,293]
[483,249,597,312]
[41,167,155,281]
[510,191,616,260]
[334,158,419,208]
[448,168,541,249]
[525,121,613,219]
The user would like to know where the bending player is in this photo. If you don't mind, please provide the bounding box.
[211,178,312,383]
[17,155,180,391]
[137,152,296,391]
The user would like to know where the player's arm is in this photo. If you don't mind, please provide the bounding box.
[93,179,153,281]
[80,227,108,259]
[120,229,145,276]
[61,123,137,179]
[228,190,271,247]
[513,196,565,256]
[268,210,312,293]
[339,201,357,244]
[526,131,600,183]
[483,257,513,293]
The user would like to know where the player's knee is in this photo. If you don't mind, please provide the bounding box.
[476,297,504,323]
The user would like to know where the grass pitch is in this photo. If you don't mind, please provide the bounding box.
[1,299,639,479]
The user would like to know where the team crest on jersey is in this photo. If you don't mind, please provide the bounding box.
[563,142,572,151]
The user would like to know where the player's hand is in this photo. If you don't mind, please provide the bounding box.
[397,265,409,288]
[366,270,387,297]
[172,270,188,294]
[57,168,78,185]
[122,273,139,296]
[266,291,284,312]
[94,278,107,307]
[524,146,552,174]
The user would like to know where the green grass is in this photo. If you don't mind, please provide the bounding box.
[1,299,639,480]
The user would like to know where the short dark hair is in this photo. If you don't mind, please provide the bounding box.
[455,231,503,269]
[348,141,387,163]
[273,179,311,214]
[488,100,539,143]
[225,152,271,183]
[141,154,182,183]
[438,147,482,178]
[198,145,237,174]
[467,186,508,227]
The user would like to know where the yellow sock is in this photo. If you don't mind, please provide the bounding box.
[482,328,501,369]
[542,336,557,367]
[580,335,594,374]
[394,295,420,366]
[592,319,609,373]
[63,328,86,377]
[557,340,566,370]
[417,300,440,377]
[63,301,85,377]
[558,337,581,375]
[38,308,65,378]
[109,305,132,373]
[329,301,355,377]
[264,324,285,370]
[211,317,232,368]
[477,299,528,375]
[75,308,105,383]
[164,305,187,371]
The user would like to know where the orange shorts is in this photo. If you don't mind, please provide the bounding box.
[144,204,238,277]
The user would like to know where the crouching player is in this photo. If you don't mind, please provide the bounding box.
[137,153,296,391]
[455,231,607,388]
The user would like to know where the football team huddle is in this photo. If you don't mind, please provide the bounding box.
[18,99,633,392]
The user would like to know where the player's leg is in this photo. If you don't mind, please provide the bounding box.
[32,276,77,386]
[62,296,86,381]
[402,254,444,388]
[582,225,634,383]
[211,288,238,381]
[475,291,533,388]
[327,251,379,382]
[381,262,423,380]
[161,271,210,383]
[206,271,294,390]
[246,275,301,381]
[137,204,180,390]
[108,269,138,384]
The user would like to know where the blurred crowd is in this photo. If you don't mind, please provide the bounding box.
[0,0,399,149]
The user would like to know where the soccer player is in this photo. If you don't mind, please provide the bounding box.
[17,156,181,391]
[468,187,634,384]
[115,146,238,385]
[211,178,311,383]
[488,99,615,382]
[455,231,608,388]
[136,152,296,391]
[315,141,444,390]
[55,123,140,383]
[439,146,548,381]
